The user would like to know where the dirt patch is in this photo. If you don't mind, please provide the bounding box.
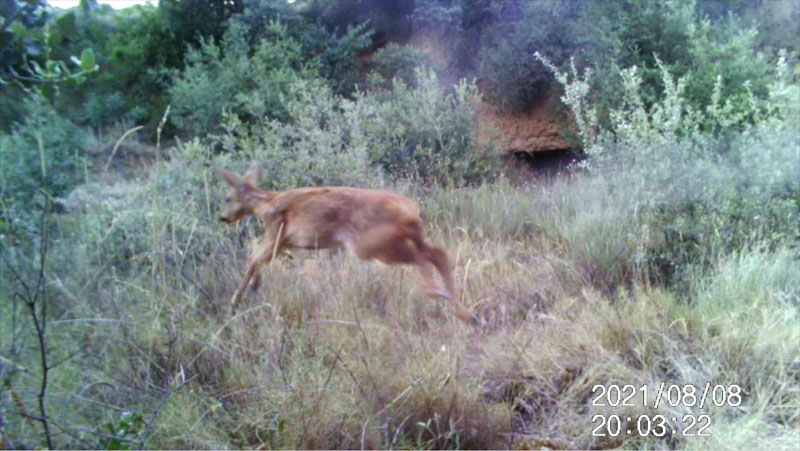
[475,90,577,154]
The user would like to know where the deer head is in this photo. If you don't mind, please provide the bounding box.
[216,164,263,224]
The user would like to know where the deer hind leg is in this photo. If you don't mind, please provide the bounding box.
[353,225,477,325]
[417,241,477,325]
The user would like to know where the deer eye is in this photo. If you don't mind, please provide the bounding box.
[225,197,232,203]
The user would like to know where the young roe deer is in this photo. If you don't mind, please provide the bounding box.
[217,164,478,325]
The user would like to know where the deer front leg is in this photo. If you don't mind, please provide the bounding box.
[230,222,286,308]
[230,261,260,308]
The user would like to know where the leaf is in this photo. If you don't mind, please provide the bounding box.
[80,48,95,71]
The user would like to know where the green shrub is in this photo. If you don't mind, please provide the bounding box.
[168,20,321,137]
[236,0,374,97]
[477,0,583,112]
[217,80,380,190]
[582,0,773,130]
[50,3,178,131]
[298,21,373,97]
[369,43,439,89]
[538,47,799,288]
[353,69,498,185]
[221,68,497,188]
[0,98,87,227]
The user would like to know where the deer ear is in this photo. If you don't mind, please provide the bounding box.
[243,163,262,187]
[216,167,245,189]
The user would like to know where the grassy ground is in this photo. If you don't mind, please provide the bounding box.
[3,163,797,449]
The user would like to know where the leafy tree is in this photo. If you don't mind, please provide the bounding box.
[160,0,244,49]
[368,42,439,89]
[412,0,512,76]
[477,0,585,111]
[297,20,372,95]
[0,0,97,128]
[305,0,413,47]
[54,1,207,131]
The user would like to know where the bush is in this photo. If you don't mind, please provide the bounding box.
[354,69,498,185]
[0,98,87,229]
[298,21,373,97]
[538,48,799,287]
[168,20,321,137]
[582,0,773,130]
[236,0,375,97]
[220,68,497,188]
[369,43,439,89]
[49,3,179,131]
[477,0,583,111]
[217,80,380,190]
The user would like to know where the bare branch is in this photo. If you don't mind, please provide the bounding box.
[137,375,197,449]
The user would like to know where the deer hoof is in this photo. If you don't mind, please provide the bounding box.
[230,290,242,308]
[250,275,262,293]
[469,313,483,328]
[426,289,452,300]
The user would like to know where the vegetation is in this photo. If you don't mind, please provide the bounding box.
[1,0,798,449]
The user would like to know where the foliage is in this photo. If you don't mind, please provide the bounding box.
[217,66,494,187]
[414,0,787,117]
[477,0,583,111]
[160,0,244,50]
[217,80,379,190]
[0,0,98,115]
[354,69,497,185]
[236,0,375,97]
[368,42,438,89]
[100,411,145,450]
[168,20,321,137]
[234,0,303,39]
[412,0,515,75]
[58,2,176,130]
[297,20,372,96]
[0,97,87,232]
[538,49,799,288]
[581,0,774,129]
[0,0,51,71]
[306,0,414,47]
[698,0,800,52]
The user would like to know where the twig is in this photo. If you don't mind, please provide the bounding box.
[361,418,369,450]
[390,414,412,450]
[311,346,343,415]
[156,105,170,161]
[27,202,53,449]
[103,125,144,174]
[137,375,197,449]
[47,344,88,370]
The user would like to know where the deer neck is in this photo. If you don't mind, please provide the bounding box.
[249,188,276,202]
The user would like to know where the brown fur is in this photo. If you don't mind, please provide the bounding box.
[217,164,477,325]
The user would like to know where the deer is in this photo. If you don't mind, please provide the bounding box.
[216,164,478,325]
